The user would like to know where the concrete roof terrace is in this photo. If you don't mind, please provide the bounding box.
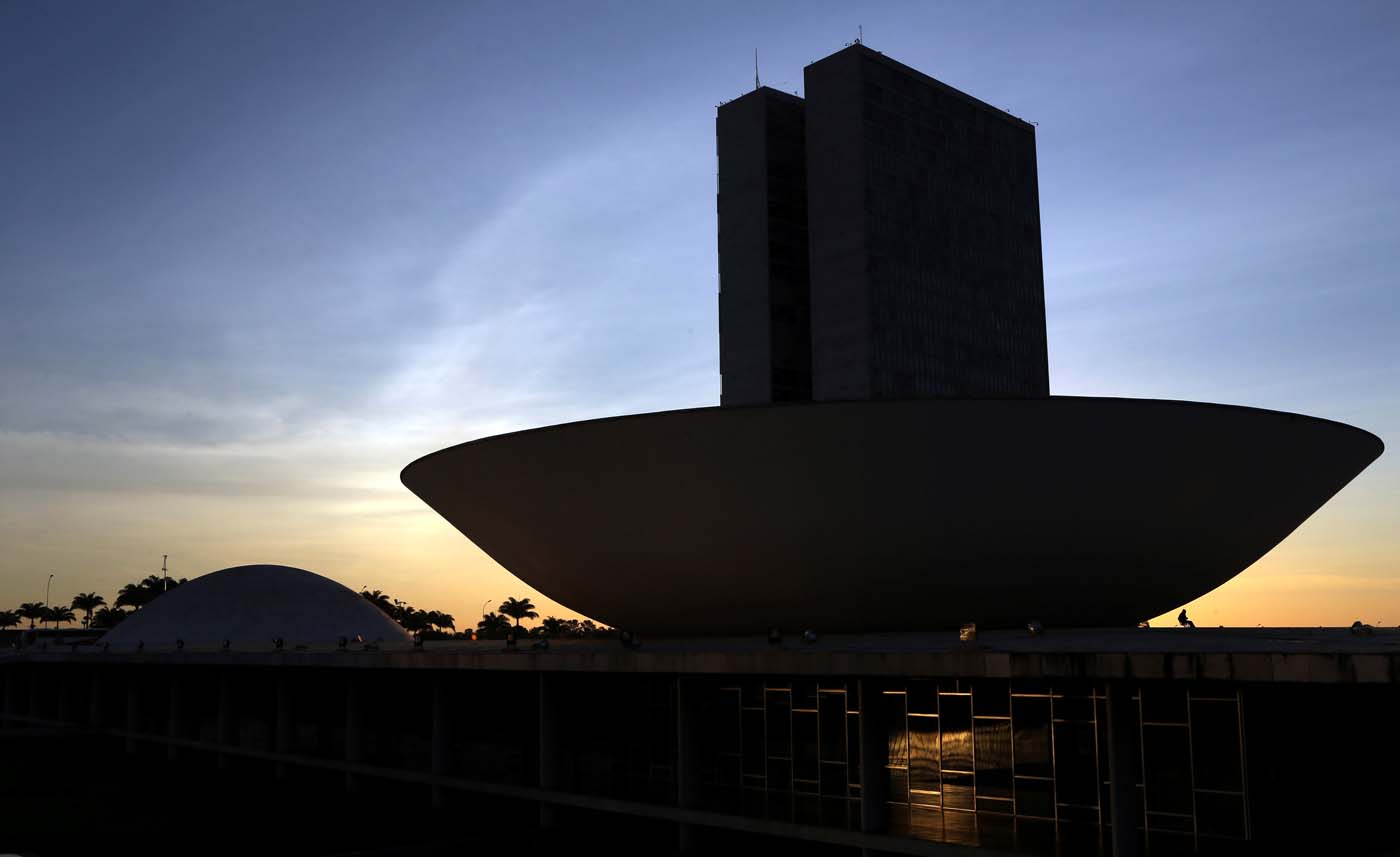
[8,627,1400,685]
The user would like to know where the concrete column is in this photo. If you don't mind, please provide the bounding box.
[274,676,291,780]
[28,668,42,723]
[166,677,182,762]
[216,672,233,770]
[1106,681,1142,857]
[124,674,140,754]
[345,676,363,793]
[857,679,889,835]
[0,670,12,728]
[676,675,704,852]
[87,671,101,729]
[425,680,448,806]
[275,674,295,784]
[56,671,72,726]
[538,672,560,829]
[431,678,450,808]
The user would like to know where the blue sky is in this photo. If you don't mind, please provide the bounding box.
[2,1,1397,627]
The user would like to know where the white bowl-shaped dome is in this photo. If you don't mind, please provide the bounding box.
[100,564,409,647]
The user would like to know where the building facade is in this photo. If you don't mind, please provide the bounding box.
[5,632,1397,856]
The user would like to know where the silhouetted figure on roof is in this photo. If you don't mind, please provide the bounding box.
[1178,609,1195,628]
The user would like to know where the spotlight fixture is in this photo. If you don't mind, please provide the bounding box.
[1026,621,1044,637]
[801,629,818,644]
[767,628,783,645]
[958,623,977,643]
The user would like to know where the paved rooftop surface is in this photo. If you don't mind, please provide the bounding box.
[7,627,1399,684]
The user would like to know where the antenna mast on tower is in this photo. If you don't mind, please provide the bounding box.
[162,554,168,591]
[754,49,760,90]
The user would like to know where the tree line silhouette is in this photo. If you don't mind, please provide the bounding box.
[359,591,610,641]
[0,575,609,642]
[0,574,189,633]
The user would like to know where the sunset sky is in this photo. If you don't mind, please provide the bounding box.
[2,1,1397,630]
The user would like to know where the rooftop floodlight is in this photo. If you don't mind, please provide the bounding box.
[801,629,819,644]
[958,623,977,643]
[1026,621,1044,637]
[767,628,783,645]
[353,634,364,643]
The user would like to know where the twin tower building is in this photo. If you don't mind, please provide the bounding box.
[718,43,1050,406]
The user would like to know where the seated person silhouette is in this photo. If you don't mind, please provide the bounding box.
[1177,609,1195,628]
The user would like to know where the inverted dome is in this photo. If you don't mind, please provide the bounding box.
[402,397,1382,635]
[100,564,409,647]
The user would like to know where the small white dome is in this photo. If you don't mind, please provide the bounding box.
[100,564,409,647]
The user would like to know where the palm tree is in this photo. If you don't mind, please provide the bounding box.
[429,611,455,633]
[114,582,151,611]
[45,605,76,629]
[361,590,395,617]
[0,610,20,631]
[115,575,185,611]
[538,616,572,637]
[497,597,538,630]
[476,612,511,640]
[71,593,106,629]
[91,607,129,629]
[17,602,45,629]
[401,609,429,639]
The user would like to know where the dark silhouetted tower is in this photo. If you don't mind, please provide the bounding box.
[717,87,811,406]
[717,45,1049,405]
